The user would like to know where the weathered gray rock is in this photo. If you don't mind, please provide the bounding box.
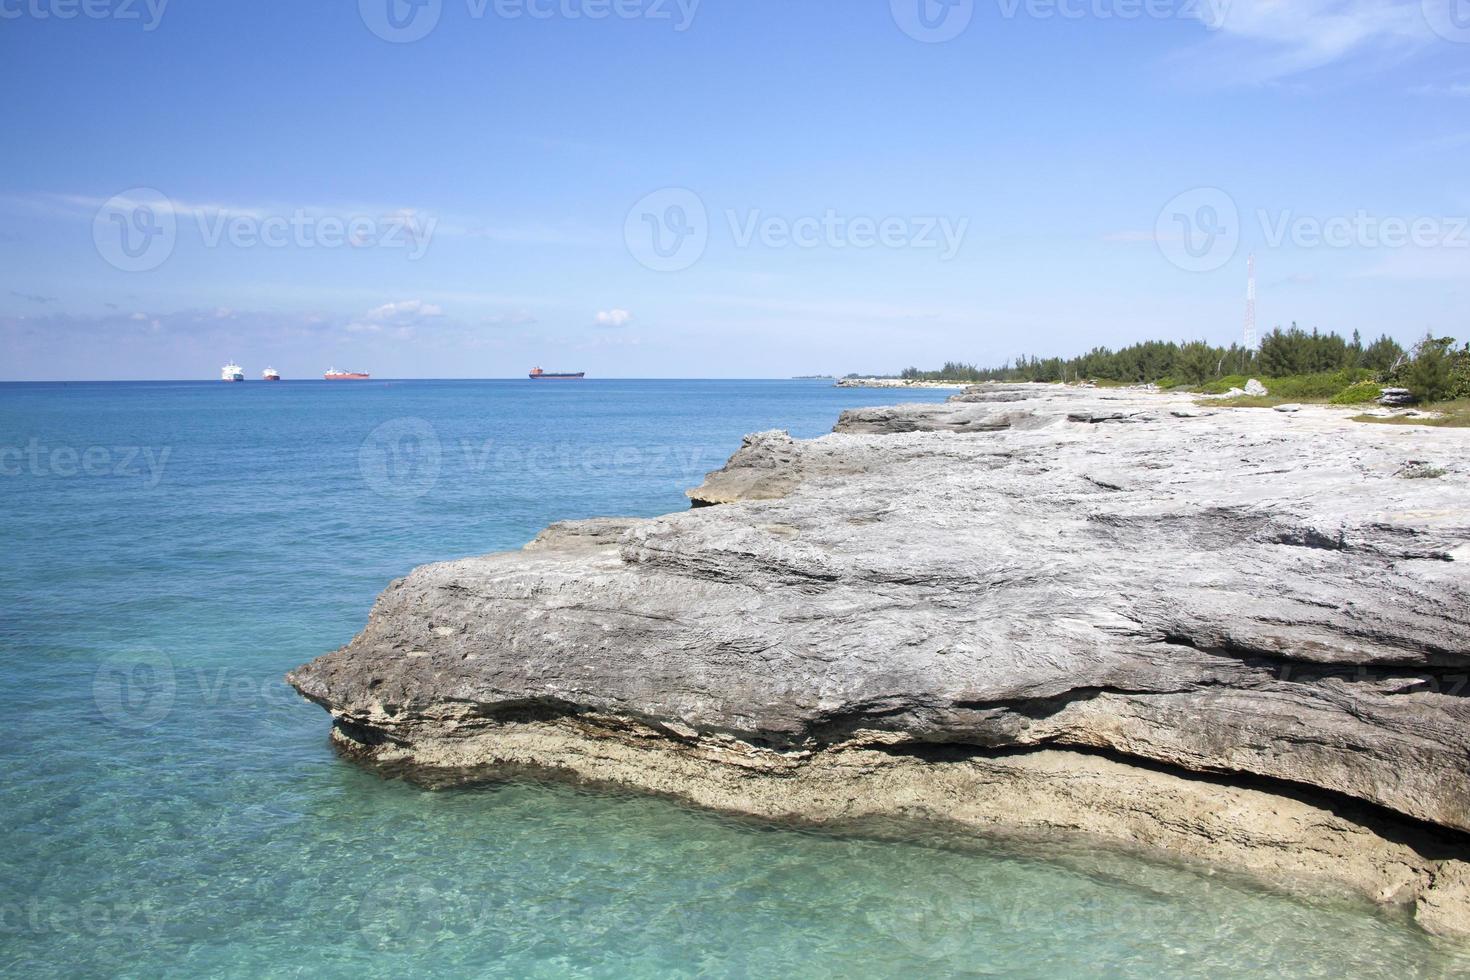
[1381,388,1417,407]
[290,385,1470,934]
[1245,378,1269,396]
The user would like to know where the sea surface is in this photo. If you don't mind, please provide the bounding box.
[2,378,1467,978]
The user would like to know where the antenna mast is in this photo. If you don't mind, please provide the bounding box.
[1243,253,1258,351]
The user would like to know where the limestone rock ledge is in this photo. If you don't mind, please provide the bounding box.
[289,383,1470,937]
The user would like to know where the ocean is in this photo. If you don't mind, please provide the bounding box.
[2,378,1466,977]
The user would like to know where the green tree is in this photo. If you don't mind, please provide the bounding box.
[1174,341,1217,385]
[1360,334,1406,374]
[1406,335,1457,402]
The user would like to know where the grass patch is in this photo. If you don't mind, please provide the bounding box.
[1212,395,1288,408]
[1352,400,1470,429]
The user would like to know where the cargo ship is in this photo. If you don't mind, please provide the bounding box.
[528,367,585,380]
[262,367,281,381]
[221,362,244,383]
[324,368,370,380]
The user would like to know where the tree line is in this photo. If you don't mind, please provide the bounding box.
[897,327,1470,402]
[899,326,1407,386]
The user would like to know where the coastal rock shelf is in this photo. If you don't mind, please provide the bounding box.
[289,384,1470,936]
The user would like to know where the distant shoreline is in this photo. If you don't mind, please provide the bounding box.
[0,377,859,385]
[833,377,974,390]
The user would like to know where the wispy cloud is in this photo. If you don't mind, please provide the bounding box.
[9,290,56,304]
[1183,0,1437,83]
[0,191,594,249]
[365,300,443,321]
[346,299,445,335]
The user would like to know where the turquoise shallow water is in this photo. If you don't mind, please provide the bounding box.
[3,378,1468,978]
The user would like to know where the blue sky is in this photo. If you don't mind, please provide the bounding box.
[1,0,1468,379]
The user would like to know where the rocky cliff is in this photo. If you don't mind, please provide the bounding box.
[289,384,1470,936]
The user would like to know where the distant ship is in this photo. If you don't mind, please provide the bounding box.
[221,362,244,383]
[324,368,370,380]
[529,367,585,380]
[262,367,281,381]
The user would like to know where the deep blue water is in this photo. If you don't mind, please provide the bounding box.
[3,378,1468,977]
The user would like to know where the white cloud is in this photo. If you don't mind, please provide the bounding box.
[366,299,443,322]
[342,299,446,338]
[595,308,633,327]
[1184,0,1436,82]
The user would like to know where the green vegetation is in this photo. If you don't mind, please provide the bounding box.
[1396,335,1470,403]
[900,326,1403,387]
[897,361,997,383]
[1329,380,1385,406]
[898,328,1470,409]
[1256,369,1377,400]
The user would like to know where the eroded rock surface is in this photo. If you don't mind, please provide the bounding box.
[290,383,1470,934]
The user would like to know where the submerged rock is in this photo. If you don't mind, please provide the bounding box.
[290,385,1470,936]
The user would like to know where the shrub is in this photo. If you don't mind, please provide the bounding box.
[1452,345,1470,400]
[1200,374,1249,395]
[1329,380,1384,405]
[1261,369,1374,400]
[1404,336,1457,403]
